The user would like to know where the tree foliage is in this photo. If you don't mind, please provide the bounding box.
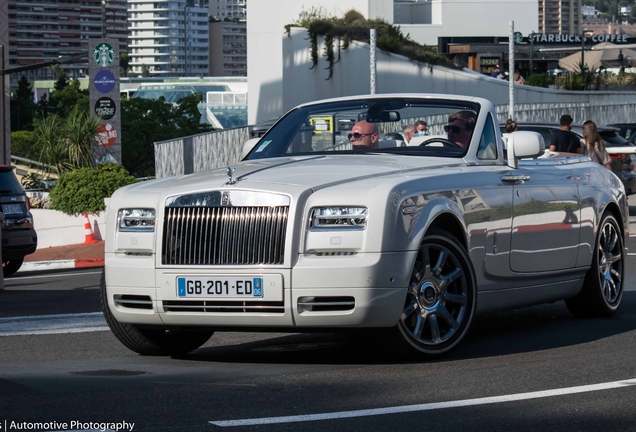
[120,94,209,177]
[54,70,68,91]
[10,75,36,132]
[50,163,136,216]
[51,78,89,116]
[9,130,39,160]
[33,107,100,174]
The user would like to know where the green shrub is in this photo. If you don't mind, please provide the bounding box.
[10,130,39,160]
[559,74,587,90]
[526,74,550,88]
[49,163,136,216]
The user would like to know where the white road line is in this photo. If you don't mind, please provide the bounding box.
[7,270,102,281]
[0,312,108,336]
[210,378,636,427]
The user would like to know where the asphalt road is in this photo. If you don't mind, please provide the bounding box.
[1,239,636,430]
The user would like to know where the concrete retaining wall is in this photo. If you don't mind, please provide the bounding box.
[31,209,106,249]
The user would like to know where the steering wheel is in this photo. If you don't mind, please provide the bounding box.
[419,138,462,149]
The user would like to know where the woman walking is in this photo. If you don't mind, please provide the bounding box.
[581,120,611,169]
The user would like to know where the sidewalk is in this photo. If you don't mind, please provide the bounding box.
[20,241,105,273]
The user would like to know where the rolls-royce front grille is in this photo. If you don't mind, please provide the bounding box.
[162,206,289,265]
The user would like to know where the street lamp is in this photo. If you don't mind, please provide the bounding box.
[0,49,87,165]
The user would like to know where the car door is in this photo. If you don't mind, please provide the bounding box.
[505,160,581,273]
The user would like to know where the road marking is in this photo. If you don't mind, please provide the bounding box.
[7,270,102,281]
[210,378,636,427]
[0,312,108,336]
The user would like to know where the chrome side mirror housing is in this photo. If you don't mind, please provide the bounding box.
[506,131,545,168]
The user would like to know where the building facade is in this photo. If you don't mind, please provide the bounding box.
[209,19,247,76]
[128,0,209,77]
[539,0,582,34]
[210,0,246,19]
[7,0,128,85]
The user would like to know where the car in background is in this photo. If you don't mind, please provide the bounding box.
[0,166,37,277]
[608,123,636,145]
[503,122,636,195]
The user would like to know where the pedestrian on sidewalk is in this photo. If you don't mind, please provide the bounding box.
[549,115,582,154]
[581,120,611,169]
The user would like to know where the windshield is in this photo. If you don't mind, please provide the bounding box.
[245,97,481,160]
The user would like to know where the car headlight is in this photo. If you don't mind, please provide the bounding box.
[118,209,156,232]
[310,207,367,229]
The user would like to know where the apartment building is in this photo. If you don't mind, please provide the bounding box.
[128,0,209,77]
[8,0,128,85]
[210,0,246,19]
[209,19,246,76]
[539,0,582,34]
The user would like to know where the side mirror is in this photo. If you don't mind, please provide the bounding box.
[241,138,261,159]
[506,131,545,168]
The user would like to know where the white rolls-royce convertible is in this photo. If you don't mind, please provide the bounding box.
[102,94,628,358]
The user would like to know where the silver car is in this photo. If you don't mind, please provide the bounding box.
[102,95,628,359]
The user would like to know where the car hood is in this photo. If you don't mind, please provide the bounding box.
[127,155,466,194]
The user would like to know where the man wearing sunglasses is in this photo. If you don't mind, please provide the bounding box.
[348,121,379,150]
[445,110,476,148]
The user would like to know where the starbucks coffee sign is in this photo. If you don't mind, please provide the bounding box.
[529,33,629,44]
[93,42,115,67]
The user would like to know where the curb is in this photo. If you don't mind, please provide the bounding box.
[19,258,105,273]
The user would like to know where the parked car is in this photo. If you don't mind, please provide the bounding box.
[0,166,37,277]
[608,123,636,145]
[505,122,636,195]
[102,95,627,359]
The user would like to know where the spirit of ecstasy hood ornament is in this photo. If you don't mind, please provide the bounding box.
[226,166,237,185]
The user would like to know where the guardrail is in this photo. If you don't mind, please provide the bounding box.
[10,155,58,174]
[154,101,636,179]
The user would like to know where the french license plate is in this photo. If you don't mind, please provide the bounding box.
[1,204,22,214]
[177,276,263,298]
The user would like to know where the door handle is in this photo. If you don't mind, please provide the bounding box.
[501,175,531,183]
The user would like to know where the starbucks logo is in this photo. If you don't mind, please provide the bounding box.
[513,32,524,44]
[93,43,115,67]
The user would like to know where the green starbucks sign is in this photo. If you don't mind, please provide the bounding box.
[93,43,115,67]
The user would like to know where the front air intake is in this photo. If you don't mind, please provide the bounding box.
[297,296,355,313]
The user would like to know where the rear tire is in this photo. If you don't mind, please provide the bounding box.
[3,258,24,278]
[100,270,213,356]
[375,227,477,358]
[566,212,624,318]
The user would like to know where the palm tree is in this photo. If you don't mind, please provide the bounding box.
[33,107,100,174]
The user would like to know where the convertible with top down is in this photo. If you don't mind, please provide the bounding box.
[102,94,628,358]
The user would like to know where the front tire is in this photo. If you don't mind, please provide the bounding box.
[566,212,624,318]
[100,270,213,356]
[3,258,24,278]
[374,228,477,358]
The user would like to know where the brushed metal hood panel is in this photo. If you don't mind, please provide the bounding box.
[149,155,463,194]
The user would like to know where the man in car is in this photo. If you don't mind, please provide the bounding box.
[349,120,379,150]
[549,114,582,154]
[403,124,416,145]
[445,110,476,149]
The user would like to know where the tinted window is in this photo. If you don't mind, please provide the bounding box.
[0,170,24,194]
[599,131,631,147]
